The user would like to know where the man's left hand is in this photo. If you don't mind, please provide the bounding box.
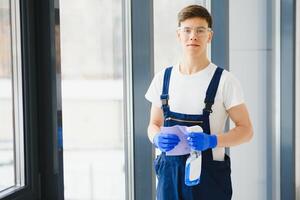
[187,132,218,151]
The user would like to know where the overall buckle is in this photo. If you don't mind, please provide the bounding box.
[204,102,213,113]
[160,94,169,105]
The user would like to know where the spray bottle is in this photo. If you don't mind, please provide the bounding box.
[184,125,203,186]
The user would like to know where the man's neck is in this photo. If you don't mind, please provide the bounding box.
[180,54,210,75]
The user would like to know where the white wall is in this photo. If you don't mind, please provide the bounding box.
[229,0,269,199]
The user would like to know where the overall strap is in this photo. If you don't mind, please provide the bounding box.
[203,67,224,115]
[160,66,173,113]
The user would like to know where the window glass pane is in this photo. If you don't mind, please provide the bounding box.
[0,0,15,192]
[60,0,125,199]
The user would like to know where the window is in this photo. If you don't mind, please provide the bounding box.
[59,0,125,199]
[0,0,25,197]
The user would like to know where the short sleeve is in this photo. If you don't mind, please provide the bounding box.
[222,72,245,110]
[145,70,164,108]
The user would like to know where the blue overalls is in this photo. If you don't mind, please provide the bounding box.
[154,66,232,200]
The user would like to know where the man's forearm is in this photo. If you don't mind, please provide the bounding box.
[147,124,161,143]
[216,125,253,147]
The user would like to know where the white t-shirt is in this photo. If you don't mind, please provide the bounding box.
[145,63,244,161]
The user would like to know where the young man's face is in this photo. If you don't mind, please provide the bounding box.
[177,17,213,57]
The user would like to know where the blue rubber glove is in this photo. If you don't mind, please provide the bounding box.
[187,132,217,151]
[153,133,180,152]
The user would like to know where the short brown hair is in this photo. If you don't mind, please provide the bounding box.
[177,5,212,28]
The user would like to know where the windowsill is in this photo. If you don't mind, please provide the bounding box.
[0,185,24,199]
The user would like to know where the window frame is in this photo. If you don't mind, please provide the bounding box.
[280,0,296,199]
[0,0,39,199]
[1,0,63,199]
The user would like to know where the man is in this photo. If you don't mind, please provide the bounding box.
[145,4,253,200]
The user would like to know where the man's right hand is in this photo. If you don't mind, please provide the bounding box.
[153,133,180,152]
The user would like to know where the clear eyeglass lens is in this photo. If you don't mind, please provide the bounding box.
[180,27,210,37]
